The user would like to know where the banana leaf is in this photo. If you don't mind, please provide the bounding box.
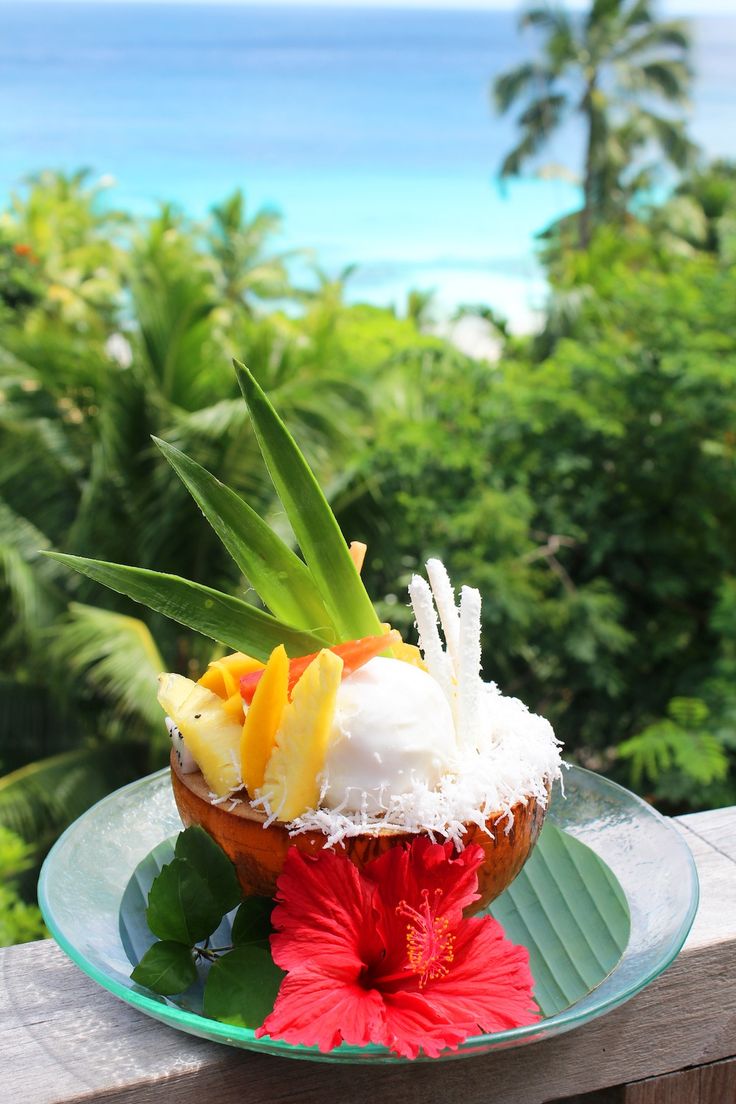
[490,823,630,1016]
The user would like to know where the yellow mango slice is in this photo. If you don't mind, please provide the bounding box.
[222,690,245,725]
[158,673,242,796]
[198,652,264,699]
[241,644,289,796]
[380,622,425,668]
[392,642,427,670]
[260,649,343,821]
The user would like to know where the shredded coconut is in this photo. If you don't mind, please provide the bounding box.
[207,559,562,848]
[281,686,561,846]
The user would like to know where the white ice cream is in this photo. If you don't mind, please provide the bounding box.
[321,656,458,814]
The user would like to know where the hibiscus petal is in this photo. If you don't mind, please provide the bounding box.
[270,846,382,978]
[422,915,540,1032]
[256,970,386,1052]
[382,989,477,1059]
[365,837,483,931]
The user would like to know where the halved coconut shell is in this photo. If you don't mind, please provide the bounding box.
[170,751,548,914]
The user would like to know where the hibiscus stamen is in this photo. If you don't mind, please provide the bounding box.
[397,889,455,987]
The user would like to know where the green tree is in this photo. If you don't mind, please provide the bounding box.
[493,0,694,246]
[0,188,378,857]
[0,827,46,946]
[208,189,295,314]
[0,169,127,328]
[653,159,736,260]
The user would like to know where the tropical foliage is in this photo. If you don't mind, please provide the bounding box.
[2,1,736,942]
[0,826,46,946]
[493,0,694,244]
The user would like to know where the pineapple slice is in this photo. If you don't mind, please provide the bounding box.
[158,673,242,796]
[260,649,343,821]
[241,644,289,796]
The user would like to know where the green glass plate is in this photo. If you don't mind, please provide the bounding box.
[38,765,698,1063]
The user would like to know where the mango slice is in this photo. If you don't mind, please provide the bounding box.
[241,644,289,796]
[198,652,264,699]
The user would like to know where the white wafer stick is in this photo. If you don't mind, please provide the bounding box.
[408,574,454,705]
[457,585,483,751]
[426,558,461,678]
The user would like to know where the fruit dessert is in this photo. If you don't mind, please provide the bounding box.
[162,556,560,912]
[51,361,561,916]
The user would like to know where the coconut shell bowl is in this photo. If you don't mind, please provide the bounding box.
[170,752,549,915]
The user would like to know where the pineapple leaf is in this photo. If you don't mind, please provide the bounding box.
[43,553,333,661]
[234,360,382,641]
[152,437,335,634]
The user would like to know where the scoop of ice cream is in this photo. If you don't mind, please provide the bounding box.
[321,656,457,814]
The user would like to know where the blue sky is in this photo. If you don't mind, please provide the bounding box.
[18,0,736,9]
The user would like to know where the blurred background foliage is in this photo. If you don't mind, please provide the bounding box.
[1,0,736,946]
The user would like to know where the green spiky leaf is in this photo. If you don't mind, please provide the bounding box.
[43,553,332,661]
[234,360,382,641]
[152,437,334,634]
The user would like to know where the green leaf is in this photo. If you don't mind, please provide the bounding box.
[145,858,223,944]
[49,603,165,732]
[131,940,197,996]
[490,824,630,1017]
[174,826,242,917]
[152,437,334,634]
[203,944,284,1028]
[44,552,332,662]
[234,360,382,642]
[231,897,273,946]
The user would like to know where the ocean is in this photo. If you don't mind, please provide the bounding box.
[1,2,735,328]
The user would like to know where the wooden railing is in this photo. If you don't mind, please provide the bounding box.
[1,806,735,1104]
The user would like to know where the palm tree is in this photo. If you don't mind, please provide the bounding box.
[207,189,296,314]
[0,196,371,857]
[653,159,736,259]
[493,0,694,246]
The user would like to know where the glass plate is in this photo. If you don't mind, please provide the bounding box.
[38,764,699,1064]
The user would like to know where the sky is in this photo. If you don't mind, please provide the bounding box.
[14,0,736,10]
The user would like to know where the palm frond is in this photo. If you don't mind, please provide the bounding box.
[0,500,64,644]
[48,603,165,732]
[499,93,568,179]
[622,0,654,31]
[493,63,545,114]
[624,60,692,103]
[615,20,691,60]
[520,5,572,38]
[635,111,698,170]
[0,748,131,846]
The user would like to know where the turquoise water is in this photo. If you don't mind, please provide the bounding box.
[1,2,735,325]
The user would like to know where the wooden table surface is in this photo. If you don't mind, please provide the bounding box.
[2,806,735,1104]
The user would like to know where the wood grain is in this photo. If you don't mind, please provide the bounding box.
[622,1067,701,1104]
[679,806,736,865]
[700,1055,736,1104]
[2,806,734,1104]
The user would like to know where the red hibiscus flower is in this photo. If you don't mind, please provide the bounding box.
[255,837,539,1058]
